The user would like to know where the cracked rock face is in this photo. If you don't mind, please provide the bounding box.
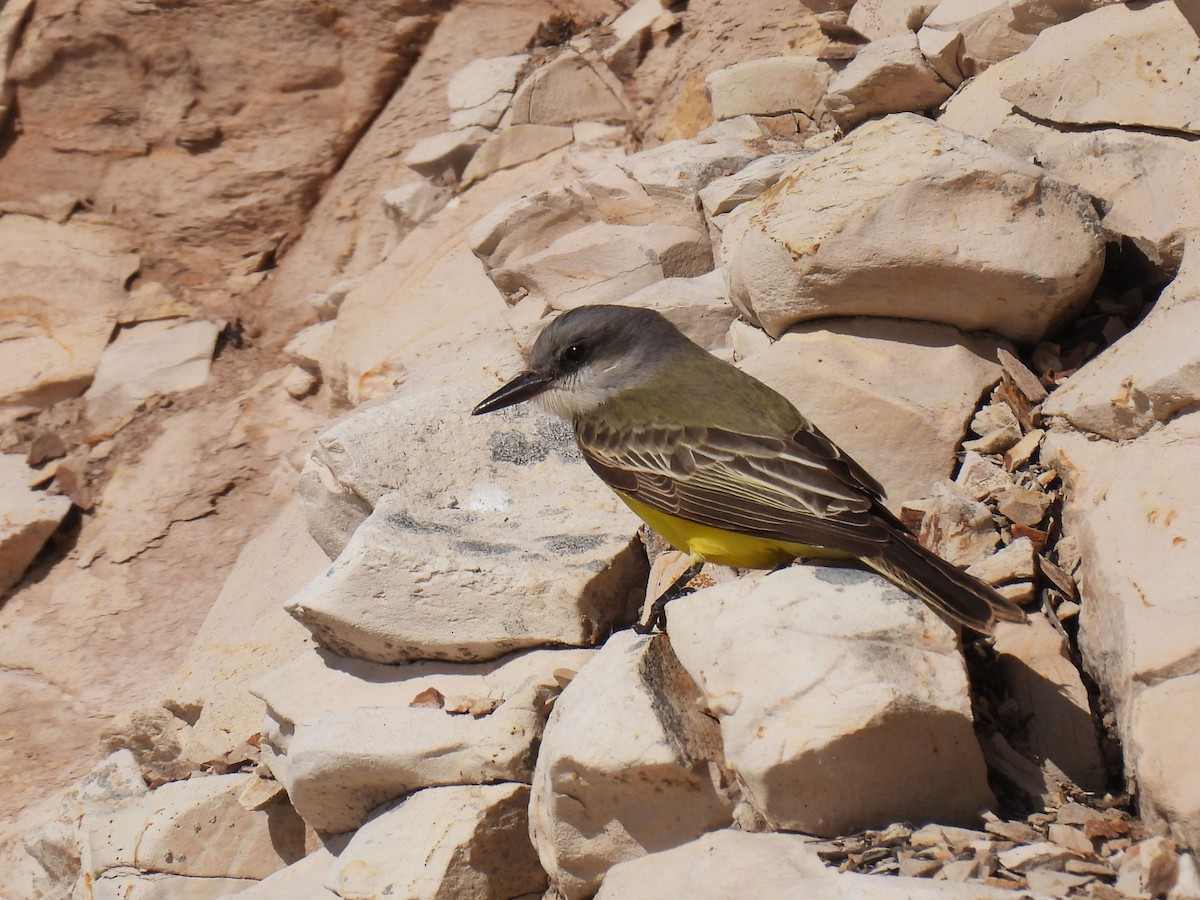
[5,0,1200,896]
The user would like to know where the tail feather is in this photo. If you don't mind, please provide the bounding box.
[865,530,1028,635]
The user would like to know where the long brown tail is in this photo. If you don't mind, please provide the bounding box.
[864,527,1028,634]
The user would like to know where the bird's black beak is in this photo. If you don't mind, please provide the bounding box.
[472,371,555,415]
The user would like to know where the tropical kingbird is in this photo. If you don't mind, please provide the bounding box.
[472,305,1027,634]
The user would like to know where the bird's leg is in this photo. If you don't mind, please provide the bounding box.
[634,561,705,635]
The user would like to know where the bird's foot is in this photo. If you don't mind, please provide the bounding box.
[634,561,704,634]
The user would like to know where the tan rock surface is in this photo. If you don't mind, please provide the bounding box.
[0,215,139,419]
[823,31,953,128]
[721,114,1105,342]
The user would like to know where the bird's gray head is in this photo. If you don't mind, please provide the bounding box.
[472,305,688,420]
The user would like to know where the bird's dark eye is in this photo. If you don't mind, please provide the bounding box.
[560,342,589,366]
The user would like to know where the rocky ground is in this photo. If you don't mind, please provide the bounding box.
[1,0,1199,897]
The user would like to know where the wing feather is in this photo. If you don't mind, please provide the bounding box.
[577,418,892,555]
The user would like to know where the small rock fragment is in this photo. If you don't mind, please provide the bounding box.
[996,487,1052,527]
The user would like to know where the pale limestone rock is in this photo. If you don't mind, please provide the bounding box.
[966,537,1035,586]
[283,321,336,373]
[847,0,938,39]
[668,567,992,836]
[83,773,305,881]
[616,131,769,227]
[322,154,566,407]
[161,498,324,771]
[738,318,1006,509]
[282,366,319,400]
[998,2,1200,136]
[461,124,575,185]
[996,841,1076,872]
[721,114,1105,341]
[0,454,72,596]
[1130,676,1200,850]
[510,50,631,127]
[84,319,220,436]
[326,785,543,899]
[918,25,966,86]
[6,751,148,900]
[600,0,675,77]
[1116,836,1182,897]
[1044,416,1200,846]
[0,0,35,129]
[291,386,644,662]
[919,0,1032,75]
[447,54,529,110]
[489,221,713,319]
[909,481,1000,567]
[449,90,513,130]
[380,181,451,250]
[1172,850,1200,899]
[98,706,190,787]
[698,151,808,217]
[231,846,340,899]
[596,829,1017,898]
[823,31,953,128]
[254,648,590,833]
[992,615,1106,791]
[1043,240,1200,440]
[531,631,733,900]
[942,57,1200,272]
[0,216,139,418]
[403,127,491,182]
[615,271,736,352]
[307,276,363,322]
[704,56,834,120]
[91,873,257,899]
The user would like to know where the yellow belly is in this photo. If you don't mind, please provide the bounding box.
[616,492,856,570]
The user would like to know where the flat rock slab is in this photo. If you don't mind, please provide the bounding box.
[291,385,645,663]
[531,630,734,900]
[597,829,1020,898]
[0,453,72,595]
[668,566,993,836]
[326,784,545,900]
[254,647,592,833]
[720,113,1105,342]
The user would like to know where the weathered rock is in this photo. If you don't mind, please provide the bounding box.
[940,6,1200,271]
[698,151,807,218]
[450,89,513,129]
[403,126,492,182]
[283,321,336,374]
[1044,414,1200,847]
[918,0,1030,76]
[613,271,736,352]
[704,56,833,120]
[999,1,1200,136]
[0,215,139,419]
[966,537,1035,586]
[904,481,1000,567]
[461,124,575,185]
[1043,239,1200,440]
[326,784,545,899]
[992,614,1106,791]
[0,1,439,287]
[0,454,72,596]
[90,872,257,899]
[668,566,993,836]
[84,319,220,436]
[596,829,1017,898]
[97,706,191,788]
[823,32,952,129]
[380,181,452,252]
[291,386,644,662]
[447,54,528,111]
[917,24,966,86]
[160,498,324,772]
[847,0,938,39]
[531,631,734,900]
[1115,835,1181,897]
[616,128,771,227]
[229,845,341,899]
[82,773,305,881]
[509,50,631,126]
[721,114,1105,341]
[738,318,1006,509]
[255,647,590,833]
[599,0,676,77]
[490,221,713,329]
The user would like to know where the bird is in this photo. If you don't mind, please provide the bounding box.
[472,304,1028,634]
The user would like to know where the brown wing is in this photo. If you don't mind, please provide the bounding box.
[575,416,893,557]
